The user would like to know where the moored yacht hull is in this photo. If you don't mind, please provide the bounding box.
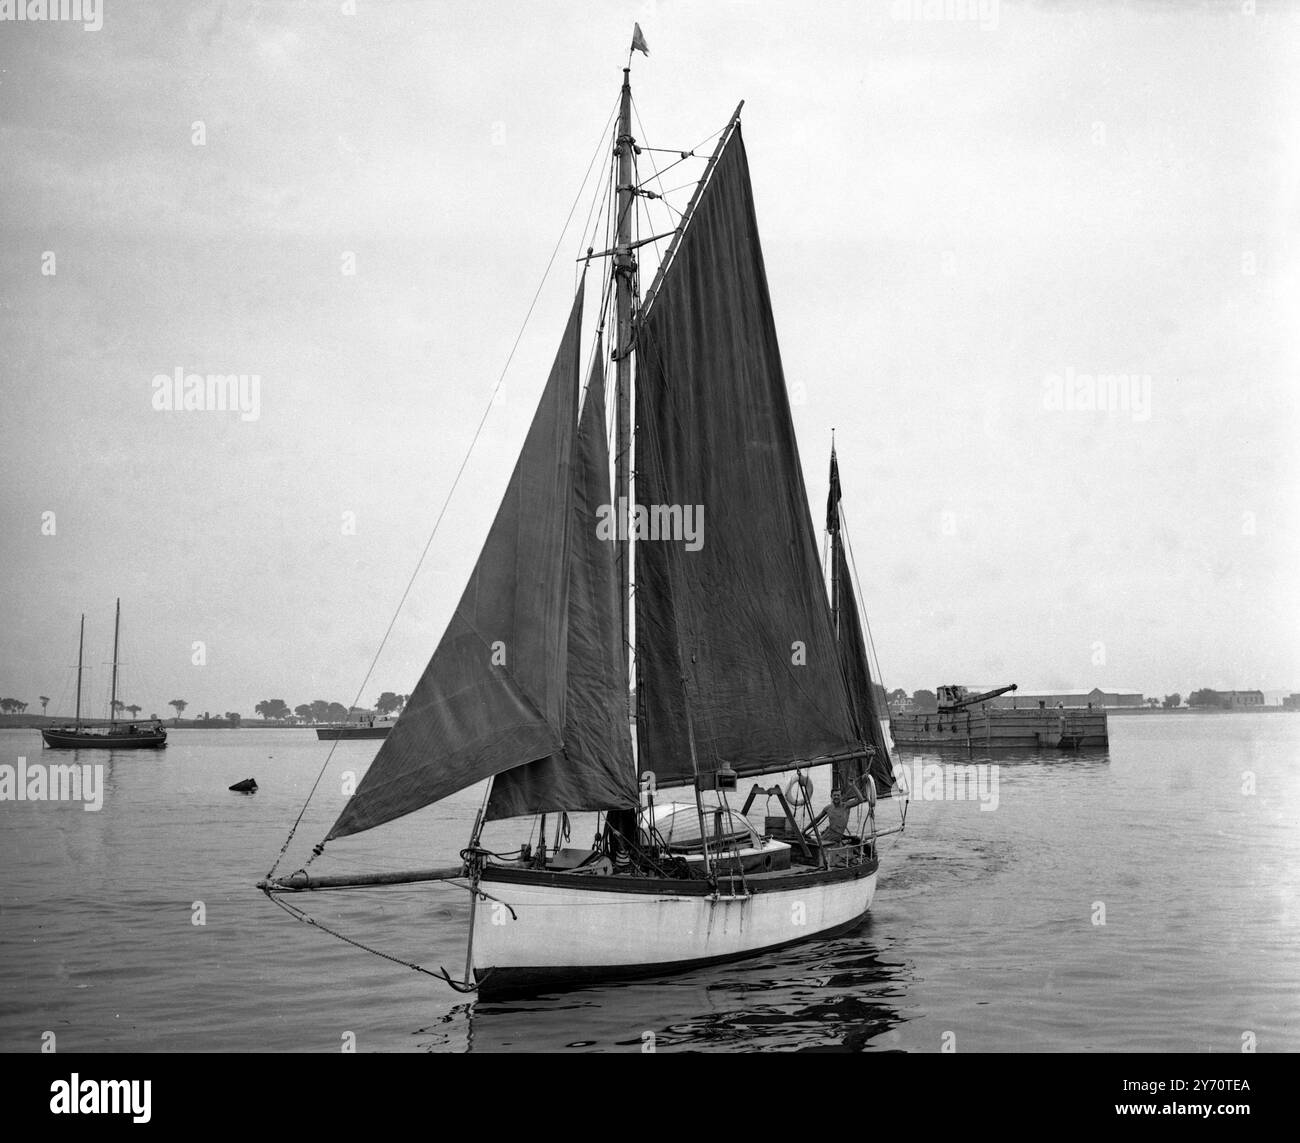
[472,859,877,998]
[315,725,391,739]
[41,728,167,749]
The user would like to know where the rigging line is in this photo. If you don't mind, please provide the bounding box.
[630,97,676,271]
[582,169,619,398]
[577,139,619,311]
[265,93,619,881]
[579,248,614,399]
[577,122,618,278]
[263,888,445,979]
[655,180,702,199]
[633,118,728,189]
[633,153,698,188]
[838,509,883,685]
[625,117,731,227]
[839,505,889,698]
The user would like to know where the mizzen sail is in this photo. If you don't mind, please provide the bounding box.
[327,288,585,840]
[634,128,863,787]
[486,343,639,821]
[832,523,896,796]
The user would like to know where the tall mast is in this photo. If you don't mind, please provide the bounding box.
[75,613,85,730]
[830,440,839,637]
[614,67,635,703]
[109,597,120,727]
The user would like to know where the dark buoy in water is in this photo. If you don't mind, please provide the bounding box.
[229,778,257,793]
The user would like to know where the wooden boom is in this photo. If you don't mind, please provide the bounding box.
[258,866,465,892]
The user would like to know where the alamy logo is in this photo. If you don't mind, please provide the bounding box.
[596,498,704,551]
[151,368,261,421]
[892,0,999,31]
[0,757,104,811]
[895,761,999,810]
[0,0,102,31]
[50,1074,150,1124]
[1042,368,1151,422]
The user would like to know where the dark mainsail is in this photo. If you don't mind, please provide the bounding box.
[328,289,586,840]
[486,343,639,821]
[634,128,864,787]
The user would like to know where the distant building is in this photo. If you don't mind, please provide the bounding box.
[1213,690,1264,708]
[1283,694,1300,710]
[990,688,1143,709]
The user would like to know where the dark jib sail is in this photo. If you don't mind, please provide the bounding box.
[329,284,632,840]
[486,342,638,820]
[634,127,864,787]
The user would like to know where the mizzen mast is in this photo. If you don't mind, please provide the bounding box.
[109,598,121,722]
[75,613,85,730]
[109,597,120,727]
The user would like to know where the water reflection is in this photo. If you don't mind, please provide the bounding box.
[892,746,1111,769]
[414,920,911,1052]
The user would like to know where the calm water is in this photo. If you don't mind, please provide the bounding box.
[1,714,1296,1052]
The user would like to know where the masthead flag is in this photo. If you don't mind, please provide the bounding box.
[826,447,841,535]
[631,24,650,56]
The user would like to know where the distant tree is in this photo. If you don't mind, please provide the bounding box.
[111,700,125,715]
[0,698,18,714]
[225,712,241,727]
[888,688,908,705]
[255,699,291,721]
[1187,688,1221,709]
[310,699,331,724]
[39,696,50,715]
[396,694,409,712]
[1162,694,1182,709]
[326,702,349,722]
[169,699,188,722]
[294,704,314,723]
[1144,697,1159,708]
[16,701,26,713]
[375,691,401,716]
[912,689,938,712]
[126,704,142,718]
[872,683,889,710]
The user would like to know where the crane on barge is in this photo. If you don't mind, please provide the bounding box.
[935,684,1018,712]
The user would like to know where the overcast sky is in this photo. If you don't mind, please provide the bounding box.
[1,0,1297,719]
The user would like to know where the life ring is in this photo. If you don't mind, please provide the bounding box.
[863,773,877,808]
[785,774,814,807]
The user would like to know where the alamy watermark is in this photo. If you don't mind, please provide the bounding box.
[152,367,261,421]
[894,760,999,810]
[1042,368,1151,422]
[596,498,704,552]
[50,1075,150,1124]
[0,0,102,31]
[0,757,104,811]
[891,0,999,32]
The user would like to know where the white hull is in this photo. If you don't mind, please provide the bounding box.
[471,862,877,996]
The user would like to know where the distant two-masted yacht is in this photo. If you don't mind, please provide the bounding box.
[42,599,167,750]
[263,32,904,997]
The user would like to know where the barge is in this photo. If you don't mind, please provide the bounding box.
[890,684,1108,749]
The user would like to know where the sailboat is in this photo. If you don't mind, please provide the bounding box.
[261,34,905,998]
[41,600,167,749]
